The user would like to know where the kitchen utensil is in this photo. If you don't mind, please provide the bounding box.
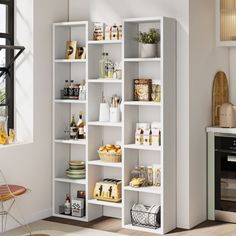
[217,102,236,128]
[212,71,229,126]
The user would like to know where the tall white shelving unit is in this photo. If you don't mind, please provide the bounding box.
[52,17,176,234]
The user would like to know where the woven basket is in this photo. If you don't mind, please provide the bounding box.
[97,151,122,163]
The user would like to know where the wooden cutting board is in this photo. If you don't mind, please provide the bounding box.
[212,71,229,126]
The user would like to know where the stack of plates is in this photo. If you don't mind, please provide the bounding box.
[66,160,85,179]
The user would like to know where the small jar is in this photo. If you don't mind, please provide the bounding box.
[139,166,147,186]
[130,166,140,179]
[147,166,153,186]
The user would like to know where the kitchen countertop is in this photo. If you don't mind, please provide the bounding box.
[207,127,236,134]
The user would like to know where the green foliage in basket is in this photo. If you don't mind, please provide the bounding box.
[134,28,160,44]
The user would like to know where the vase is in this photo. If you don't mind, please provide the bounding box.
[140,43,158,58]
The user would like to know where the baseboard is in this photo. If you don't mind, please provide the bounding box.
[29,208,52,223]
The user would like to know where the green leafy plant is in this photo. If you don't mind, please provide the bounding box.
[135,28,160,44]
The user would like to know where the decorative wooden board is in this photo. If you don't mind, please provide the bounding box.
[212,71,229,126]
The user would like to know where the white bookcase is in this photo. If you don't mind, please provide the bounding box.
[52,17,176,234]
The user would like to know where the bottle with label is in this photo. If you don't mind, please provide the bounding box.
[111,24,118,40]
[118,25,122,40]
[70,114,77,139]
[63,80,69,98]
[104,53,110,78]
[68,80,74,99]
[108,62,114,78]
[99,52,106,78]
[64,194,71,215]
[105,25,111,40]
[77,112,84,139]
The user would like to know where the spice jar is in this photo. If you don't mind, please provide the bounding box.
[130,166,141,179]
[147,166,153,186]
[139,166,148,186]
[153,165,161,187]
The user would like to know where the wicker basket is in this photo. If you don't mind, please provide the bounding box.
[97,151,122,163]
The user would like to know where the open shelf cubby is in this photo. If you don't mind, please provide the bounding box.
[53,17,176,234]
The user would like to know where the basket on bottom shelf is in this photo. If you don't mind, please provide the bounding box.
[130,204,160,229]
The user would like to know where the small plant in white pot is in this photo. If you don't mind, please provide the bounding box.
[135,28,160,58]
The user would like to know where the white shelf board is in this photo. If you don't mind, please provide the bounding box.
[54,99,86,104]
[53,213,88,222]
[54,139,86,145]
[53,21,88,27]
[88,121,122,127]
[88,40,122,45]
[88,199,122,208]
[124,58,161,62]
[88,160,122,168]
[124,101,161,106]
[54,59,87,63]
[124,186,161,194]
[88,79,122,83]
[124,16,163,23]
[124,224,162,234]
[54,177,86,185]
[124,144,161,151]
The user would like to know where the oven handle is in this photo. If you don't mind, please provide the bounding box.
[215,149,236,155]
[228,156,236,162]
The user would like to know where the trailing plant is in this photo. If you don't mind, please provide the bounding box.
[135,28,160,44]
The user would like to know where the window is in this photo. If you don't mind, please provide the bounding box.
[0,0,14,129]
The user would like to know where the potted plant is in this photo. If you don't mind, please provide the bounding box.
[135,28,160,58]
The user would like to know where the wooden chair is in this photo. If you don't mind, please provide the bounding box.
[0,170,31,235]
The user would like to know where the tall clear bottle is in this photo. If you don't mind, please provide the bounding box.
[99,52,106,78]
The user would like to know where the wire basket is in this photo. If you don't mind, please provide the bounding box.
[130,206,160,229]
[97,151,122,163]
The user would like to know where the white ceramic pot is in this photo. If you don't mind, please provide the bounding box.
[140,43,157,58]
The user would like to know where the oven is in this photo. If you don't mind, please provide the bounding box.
[215,136,236,222]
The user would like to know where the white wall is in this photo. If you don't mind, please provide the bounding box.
[0,0,68,230]
[189,0,229,228]
[69,0,191,229]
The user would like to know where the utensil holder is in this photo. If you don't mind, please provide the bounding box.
[110,107,121,123]
[99,103,110,122]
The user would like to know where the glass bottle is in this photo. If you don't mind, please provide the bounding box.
[68,80,74,99]
[77,111,84,139]
[70,114,77,139]
[99,52,106,78]
[64,194,71,215]
[130,166,140,179]
[63,80,69,98]
[104,53,110,78]
[108,62,114,78]
[139,166,147,186]
[147,166,153,186]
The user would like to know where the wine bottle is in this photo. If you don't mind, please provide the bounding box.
[77,112,84,139]
[64,194,71,215]
[70,114,77,139]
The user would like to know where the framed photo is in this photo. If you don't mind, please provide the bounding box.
[65,41,77,59]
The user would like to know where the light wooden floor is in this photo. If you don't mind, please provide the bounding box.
[46,216,236,236]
